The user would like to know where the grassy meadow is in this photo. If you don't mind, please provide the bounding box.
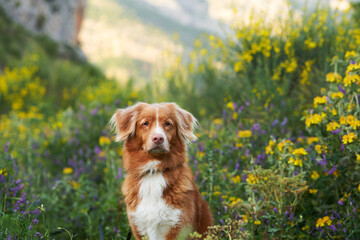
[1,3,360,240]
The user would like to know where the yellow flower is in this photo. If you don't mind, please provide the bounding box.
[314,96,327,107]
[293,148,308,156]
[315,145,327,154]
[316,216,332,228]
[357,154,360,162]
[243,215,248,223]
[342,132,357,144]
[0,168,8,176]
[309,189,318,194]
[288,157,303,167]
[343,74,360,87]
[63,167,73,175]
[305,114,323,127]
[254,220,261,225]
[246,174,257,184]
[326,121,340,131]
[331,92,344,99]
[213,191,221,196]
[311,171,320,180]
[345,51,356,59]
[213,118,223,125]
[235,142,243,148]
[238,130,252,138]
[358,184,360,192]
[197,151,205,158]
[307,137,319,145]
[266,140,276,155]
[326,72,342,83]
[232,175,241,184]
[69,180,81,189]
[99,136,111,146]
[302,225,309,231]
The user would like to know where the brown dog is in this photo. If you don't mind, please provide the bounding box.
[111,102,213,240]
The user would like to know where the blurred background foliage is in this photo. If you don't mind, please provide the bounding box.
[1,1,360,239]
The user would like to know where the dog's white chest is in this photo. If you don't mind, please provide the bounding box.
[130,172,181,240]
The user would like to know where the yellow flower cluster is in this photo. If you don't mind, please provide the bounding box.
[311,171,320,180]
[238,130,252,138]
[342,132,357,144]
[0,168,8,176]
[330,92,344,99]
[326,121,340,131]
[306,137,319,145]
[315,145,327,154]
[246,174,257,184]
[292,148,308,156]
[326,73,342,83]
[309,188,318,194]
[343,74,360,87]
[288,157,303,167]
[315,216,332,228]
[63,167,73,175]
[265,140,276,155]
[99,136,111,146]
[313,96,327,107]
[340,115,360,129]
[305,113,326,127]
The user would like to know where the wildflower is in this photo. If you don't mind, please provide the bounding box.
[315,144,327,154]
[316,216,332,228]
[254,220,261,225]
[212,118,222,125]
[326,73,342,83]
[235,142,243,148]
[197,151,205,158]
[358,184,360,192]
[346,63,360,74]
[246,174,257,184]
[232,175,241,184]
[266,140,276,154]
[302,225,309,231]
[242,215,248,223]
[357,154,360,162]
[99,136,111,146]
[63,167,73,175]
[342,132,357,144]
[307,137,319,145]
[0,168,7,176]
[314,96,327,107]
[288,157,303,167]
[69,180,81,189]
[345,51,356,59]
[311,171,320,180]
[238,130,252,138]
[331,92,344,99]
[293,148,307,156]
[343,74,360,87]
[309,189,318,194]
[326,121,340,131]
[305,113,323,127]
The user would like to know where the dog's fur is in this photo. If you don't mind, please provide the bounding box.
[111,102,213,240]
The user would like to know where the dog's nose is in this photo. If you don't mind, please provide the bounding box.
[152,134,164,144]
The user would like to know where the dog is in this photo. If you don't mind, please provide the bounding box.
[111,102,213,240]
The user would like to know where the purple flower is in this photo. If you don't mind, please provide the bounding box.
[350,60,356,64]
[219,219,225,225]
[339,85,346,94]
[289,212,294,222]
[281,117,288,126]
[271,119,279,127]
[34,232,43,239]
[252,123,261,131]
[32,218,40,225]
[338,200,344,205]
[327,165,337,175]
[331,129,341,135]
[330,225,337,231]
[7,234,12,240]
[116,168,122,180]
[235,162,240,170]
[273,207,278,213]
[113,227,120,234]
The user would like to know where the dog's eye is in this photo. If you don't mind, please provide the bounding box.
[165,121,171,126]
[143,121,149,126]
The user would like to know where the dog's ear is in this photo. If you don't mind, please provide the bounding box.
[172,103,198,144]
[110,102,147,142]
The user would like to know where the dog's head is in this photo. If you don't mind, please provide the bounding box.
[110,102,197,155]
